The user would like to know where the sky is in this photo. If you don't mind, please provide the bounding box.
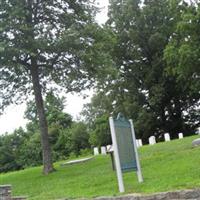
[0,0,109,134]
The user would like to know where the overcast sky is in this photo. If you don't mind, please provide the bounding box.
[0,0,109,134]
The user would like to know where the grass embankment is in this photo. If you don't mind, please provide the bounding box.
[1,135,200,199]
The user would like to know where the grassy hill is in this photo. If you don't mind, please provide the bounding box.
[1,135,200,200]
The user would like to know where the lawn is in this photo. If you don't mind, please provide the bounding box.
[1,135,200,200]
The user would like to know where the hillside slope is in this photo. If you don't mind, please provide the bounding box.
[0,135,200,200]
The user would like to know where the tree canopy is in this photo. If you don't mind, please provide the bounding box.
[83,0,200,142]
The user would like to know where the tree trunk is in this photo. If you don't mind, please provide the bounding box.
[30,65,54,175]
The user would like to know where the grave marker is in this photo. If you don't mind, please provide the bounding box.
[164,133,170,141]
[149,136,156,145]
[178,133,183,139]
[136,139,139,148]
[106,145,111,151]
[93,147,99,155]
[101,146,107,155]
[138,139,143,147]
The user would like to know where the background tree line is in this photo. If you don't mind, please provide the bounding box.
[0,92,93,173]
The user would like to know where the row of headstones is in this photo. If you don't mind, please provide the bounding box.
[93,133,184,155]
[149,132,183,145]
[93,146,109,155]
[93,141,143,155]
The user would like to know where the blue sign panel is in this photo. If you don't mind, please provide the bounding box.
[113,114,137,172]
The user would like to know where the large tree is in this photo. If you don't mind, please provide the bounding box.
[0,0,99,174]
[164,1,200,129]
[90,0,199,142]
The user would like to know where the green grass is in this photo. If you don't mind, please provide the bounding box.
[1,135,200,199]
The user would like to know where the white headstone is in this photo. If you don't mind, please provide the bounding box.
[164,133,170,141]
[136,139,140,148]
[101,146,107,155]
[107,145,113,153]
[149,136,156,145]
[198,127,200,135]
[106,145,111,151]
[93,147,99,155]
[136,139,143,147]
[178,132,183,139]
[138,139,143,147]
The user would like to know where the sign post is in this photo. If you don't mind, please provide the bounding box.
[109,116,125,193]
[109,114,143,193]
[129,119,143,183]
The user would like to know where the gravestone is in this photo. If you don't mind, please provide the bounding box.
[149,136,156,145]
[164,133,170,141]
[93,147,99,155]
[178,133,183,139]
[138,139,143,147]
[106,145,111,151]
[136,139,140,148]
[101,146,107,155]
[192,138,200,147]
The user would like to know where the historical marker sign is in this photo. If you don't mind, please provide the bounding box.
[114,116,137,172]
[109,113,143,193]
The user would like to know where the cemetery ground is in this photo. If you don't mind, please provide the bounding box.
[1,135,200,200]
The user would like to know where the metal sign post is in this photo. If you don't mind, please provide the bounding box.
[109,114,143,193]
[129,119,143,182]
[109,117,125,193]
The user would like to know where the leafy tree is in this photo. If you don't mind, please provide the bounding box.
[164,2,200,130]
[0,0,98,174]
[165,1,200,79]
[82,94,112,146]
[18,132,42,167]
[69,122,90,156]
[90,0,199,141]
[54,128,72,158]
[0,127,26,172]
[25,91,72,129]
[82,92,113,126]
[89,114,111,147]
[24,92,73,160]
[0,96,90,172]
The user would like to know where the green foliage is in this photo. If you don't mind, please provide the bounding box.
[25,91,72,127]
[0,128,26,172]
[1,135,200,199]
[0,0,108,110]
[69,122,90,156]
[18,132,42,167]
[164,2,200,130]
[0,93,91,172]
[85,0,200,142]
[82,94,112,147]
[23,93,74,162]
[0,121,91,172]
[89,114,111,147]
